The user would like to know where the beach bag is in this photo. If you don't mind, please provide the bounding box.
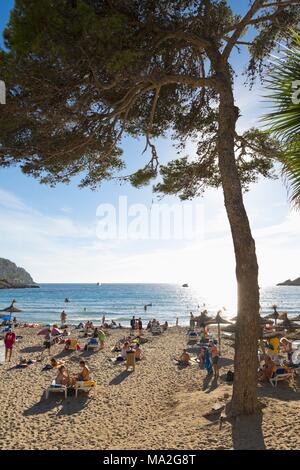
[226,370,234,382]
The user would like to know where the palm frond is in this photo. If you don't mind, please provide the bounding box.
[262,31,300,208]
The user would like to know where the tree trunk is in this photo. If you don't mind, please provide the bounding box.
[217,76,260,416]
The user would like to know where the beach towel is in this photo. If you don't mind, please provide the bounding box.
[204,349,213,375]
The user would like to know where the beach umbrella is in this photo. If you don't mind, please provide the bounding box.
[263,331,284,339]
[231,315,273,325]
[38,327,51,336]
[209,311,231,354]
[51,327,61,335]
[0,299,22,321]
[278,312,289,321]
[194,310,213,327]
[222,324,236,333]
[259,316,274,325]
[276,318,300,330]
[286,331,300,340]
[265,305,280,325]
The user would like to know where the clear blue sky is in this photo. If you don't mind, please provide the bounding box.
[0,1,299,304]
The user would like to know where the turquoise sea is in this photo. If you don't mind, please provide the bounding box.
[0,283,300,326]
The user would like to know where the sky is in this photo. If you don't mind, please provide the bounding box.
[0,0,300,298]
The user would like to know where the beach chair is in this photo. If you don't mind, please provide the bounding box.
[269,366,293,387]
[46,380,67,399]
[75,379,96,397]
[87,338,100,352]
[151,324,162,335]
[65,339,79,352]
[187,331,198,345]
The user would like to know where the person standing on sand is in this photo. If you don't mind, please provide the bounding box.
[97,328,106,349]
[189,312,195,329]
[138,318,143,335]
[42,329,52,357]
[130,316,136,333]
[209,341,220,379]
[4,329,16,362]
[60,310,67,326]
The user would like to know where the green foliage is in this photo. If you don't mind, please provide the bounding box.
[1,0,299,191]
[263,31,300,206]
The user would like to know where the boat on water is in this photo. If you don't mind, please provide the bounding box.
[182,284,189,288]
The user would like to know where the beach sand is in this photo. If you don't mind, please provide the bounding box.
[0,326,300,450]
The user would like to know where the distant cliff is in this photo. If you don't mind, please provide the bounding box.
[277,277,300,286]
[0,258,38,289]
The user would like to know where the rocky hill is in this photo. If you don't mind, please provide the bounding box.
[0,258,38,289]
[277,277,300,286]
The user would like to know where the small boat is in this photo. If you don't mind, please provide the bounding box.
[182,284,189,288]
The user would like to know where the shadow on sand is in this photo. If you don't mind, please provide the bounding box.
[231,412,266,450]
[109,370,131,385]
[20,345,43,353]
[24,391,89,417]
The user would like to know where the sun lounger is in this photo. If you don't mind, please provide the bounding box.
[151,324,162,335]
[87,339,100,352]
[187,332,198,345]
[46,379,68,399]
[75,379,96,397]
[65,339,79,351]
[269,367,293,387]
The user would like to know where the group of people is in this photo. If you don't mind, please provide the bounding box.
[130,316,143,333]
[112,335,143,362]
[258,336,298,382]
[174,340,220,378]
[146,318,168,332]
[54,360,91,386]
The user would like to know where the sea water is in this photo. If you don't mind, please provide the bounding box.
[0,283,299,326]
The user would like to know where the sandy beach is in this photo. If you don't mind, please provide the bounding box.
[0,325,300,450]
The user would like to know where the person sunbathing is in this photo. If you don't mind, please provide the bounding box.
[55,365,70,386]
[50,357,65,368]
[258,355,275,382]
[75,360,91,382]
[174,349,190,366]
[116,342,129,361]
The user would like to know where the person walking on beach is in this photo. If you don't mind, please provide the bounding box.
[60,310,67,326]
[209,341,220,379]
[4,328,16,362]
[97,328,106,350]
[130,316,136,333]
[42,329,52,357]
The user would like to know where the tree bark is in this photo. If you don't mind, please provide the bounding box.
[217,74,260,416]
